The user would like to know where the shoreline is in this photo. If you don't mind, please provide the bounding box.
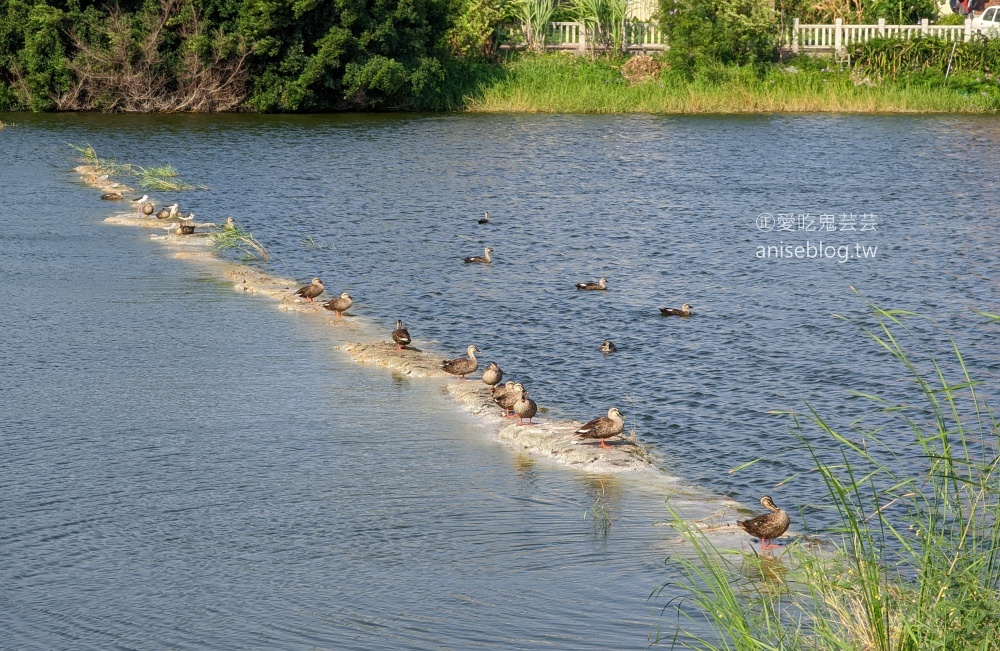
[76,163,785,543]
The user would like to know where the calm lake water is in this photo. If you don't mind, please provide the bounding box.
[2,112,999,649]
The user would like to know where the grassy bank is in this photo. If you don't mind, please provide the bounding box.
[458,53,1000,113]
[656,303,1000,649]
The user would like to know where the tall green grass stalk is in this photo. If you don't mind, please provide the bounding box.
[511,0,555,51]
[658,302,1000,650]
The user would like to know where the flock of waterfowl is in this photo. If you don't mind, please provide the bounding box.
[102,183,789,552]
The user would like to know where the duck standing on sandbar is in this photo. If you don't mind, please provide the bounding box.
[576,277,607,291]
[737,496,790,552]
[441,345,479,380]
[660,303,693,317]
[464,247,493,264]
[494,382,523,417]
[513,389,538,426]
[155,206,171,219]
[574,407,625,449]
[481,362,503,393]
[323,292,353,318]
[223,217,237,231]
[392,319,411,350]
[294,278,325,303]
[101,192,123,201]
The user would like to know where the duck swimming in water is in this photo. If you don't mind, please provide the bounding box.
[324,292,353,318]
[478,212,490,224]
[441,345,480,380]
[464,247,493,264]
[660,303,693,317]
[576,277,607,291]
[391,319,411,350]
[481,362,503,393]
[575,407,625,449]
[737,496,790,552]
[294,277,325,303]
[600,339,617,353]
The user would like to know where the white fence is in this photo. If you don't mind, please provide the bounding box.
[501,21,667,52]
[790,17,979,54]
[502,17,982,55]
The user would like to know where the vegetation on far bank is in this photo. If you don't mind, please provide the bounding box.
[2,0,1000,114]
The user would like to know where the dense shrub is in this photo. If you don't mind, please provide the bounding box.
[659,0,779,74]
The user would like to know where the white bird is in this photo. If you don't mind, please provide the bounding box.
[132,195,149,216]
[167,204,179,219]
[152,224,174,239]
[179,212,194,222]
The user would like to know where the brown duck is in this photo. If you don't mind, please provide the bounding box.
[392,319,411,350]
[574,407,625,449]
[576,277,607,291]
[513,389,537,426]
[600,339,617,353]
[441,345,479,380]
[323,292,353,318]
[464,247,493,264]
[101,192,123,201]
[294,278,325,303]
[660,303,693,317]
[494,382,523,417]
[178,223,195,235]
[481,362,503,393]
[737,496,790,552]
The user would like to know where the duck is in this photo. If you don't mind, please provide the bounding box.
[600,339,617,353]
[481,362,503,393]
[513,389,538,426]
[101,192,123,201]
[574,407,625,449]
[464,247,493,264]
[141,202,155,216]
[441,345,479,380]
[178,223,195,235]
[492,380,515,402]
[494,382,524,417]
[323,292,353,318]
[660,303,693,317]
[155,207,171,219]
[478,212,490,224]
[737,496,790,552]
[222,217,237,231]
[294,277,325,303]
[576,277,607,291]
[391,319,411,350]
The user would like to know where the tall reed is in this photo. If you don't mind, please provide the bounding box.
[656,301,1000,650]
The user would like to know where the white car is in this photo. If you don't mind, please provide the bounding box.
[971,6,1000,35]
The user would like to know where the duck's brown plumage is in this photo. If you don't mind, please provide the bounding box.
[324,292,353,318]
[513,390,537,426]
[660,303,693,317]
[576,277,607,291]
[155,207,170,219]
[737,496,790,550]
[178,223,195,235]
[600,339,617,353]
[141,202,155,216]
[441,345,479,380]
[481,363,503,392]
[392,319,411,349]
[494,382,523,417]
[294,278,325,303]
[575,407,625,448]
[101,192,123,201]
[464,247,493,264]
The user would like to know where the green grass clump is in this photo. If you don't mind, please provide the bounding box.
[211,223,270,262]
[66,143,206,190]
[657,299,1000,650]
